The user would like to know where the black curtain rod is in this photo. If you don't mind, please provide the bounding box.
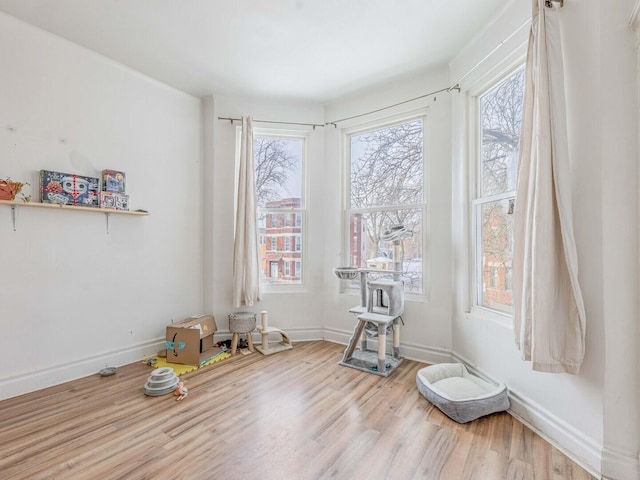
[325,84,460,127]
[217,117,324,129]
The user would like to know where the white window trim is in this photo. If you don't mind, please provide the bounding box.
[340,109,430,301]
[253,127,310,294]
[467,64,525,327]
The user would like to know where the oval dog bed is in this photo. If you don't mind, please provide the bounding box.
[416,363,509,423]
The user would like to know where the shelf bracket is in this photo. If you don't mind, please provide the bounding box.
[105,212,111,235]
[11,205,17,231]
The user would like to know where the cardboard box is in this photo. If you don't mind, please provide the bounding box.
[100,191,129,210]
[40,170,100,207]
[165,315,218,366]
[102,169,126,193]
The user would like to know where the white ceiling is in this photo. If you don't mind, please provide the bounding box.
[0,0,505,101]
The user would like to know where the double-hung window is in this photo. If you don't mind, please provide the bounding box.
[345,114,426,295]
[473,67,525,316]
[254,129,306,286]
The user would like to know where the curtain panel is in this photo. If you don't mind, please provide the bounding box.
[512,0,586,374]
[232,117,262,307]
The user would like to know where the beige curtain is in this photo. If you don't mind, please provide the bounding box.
[512,0,586,374]
[232,117,262,307]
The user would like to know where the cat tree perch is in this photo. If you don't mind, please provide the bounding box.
[334,225,412,377]
[334,267,404,376]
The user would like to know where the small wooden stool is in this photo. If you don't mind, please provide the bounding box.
[228,312,257,355]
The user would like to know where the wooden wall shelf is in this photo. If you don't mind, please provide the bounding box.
[0,199,149,233]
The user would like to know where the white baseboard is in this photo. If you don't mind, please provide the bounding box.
[507,389,602,478]
[601,445,640,480]
[5,330,637,480]
[322,327,452,365]
[451,355,604,479]
[218,326,325,344]
[1,326,325,402]
[0,338,164,401]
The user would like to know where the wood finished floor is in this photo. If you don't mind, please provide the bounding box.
[0,341,595,480]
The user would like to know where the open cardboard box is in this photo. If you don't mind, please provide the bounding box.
[165,314,219,366]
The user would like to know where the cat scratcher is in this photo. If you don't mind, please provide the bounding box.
[254,311,293,356]
[339,276,404,376]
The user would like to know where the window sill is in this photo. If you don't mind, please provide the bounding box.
[262,285,308,295]
[466,306,513,329]
[340,288,427,303]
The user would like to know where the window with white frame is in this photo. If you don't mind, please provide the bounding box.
[345,115,426,294]
[254,130,306,286]
[473,67,525,315]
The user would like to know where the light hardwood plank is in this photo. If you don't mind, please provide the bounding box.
[0,341,595,480]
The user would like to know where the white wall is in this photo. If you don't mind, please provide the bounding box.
[206,94,326,339]
[206,66,455,365]
[598,0,640,477]
[3,4,639,478]
[450,1,640,478]
[0,12,203,399]
[322,66,453,363]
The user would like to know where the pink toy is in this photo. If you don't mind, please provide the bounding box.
[174,381,188,401]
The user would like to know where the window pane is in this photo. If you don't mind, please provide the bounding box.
[480,199,513,314]
[259,212,303,285]
[348,209,422,294]
[254,133,305,287]
[350,119,423,208]
[480,68,525,197]
[254,136,303,208]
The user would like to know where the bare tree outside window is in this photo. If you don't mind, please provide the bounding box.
[481,70,524,197]
[348,118,425,294]
[477,68,525,314]
[253,134,305,286]
[254,137,298,208]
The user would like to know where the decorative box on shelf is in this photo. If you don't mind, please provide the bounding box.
[102,169,126,194]
[40,170,100,208]
[100,191,129,211]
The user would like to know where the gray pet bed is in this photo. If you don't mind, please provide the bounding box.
[416,363,510,423]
